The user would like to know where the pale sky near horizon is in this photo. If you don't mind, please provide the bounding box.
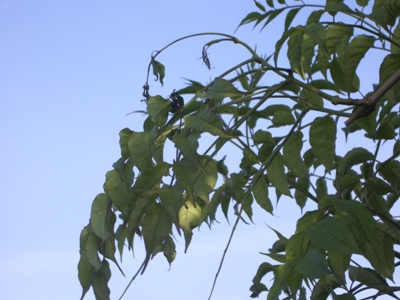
[1,1,398,300]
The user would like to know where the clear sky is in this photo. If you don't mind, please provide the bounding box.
[1,1,397,300]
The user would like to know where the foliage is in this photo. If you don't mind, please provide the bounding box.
[79,1,400,299]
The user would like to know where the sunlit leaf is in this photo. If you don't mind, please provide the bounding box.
[179,201,202,251]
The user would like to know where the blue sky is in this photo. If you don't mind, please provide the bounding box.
[1,1,398,300]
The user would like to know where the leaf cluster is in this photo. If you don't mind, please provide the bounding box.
[79,1,400,299]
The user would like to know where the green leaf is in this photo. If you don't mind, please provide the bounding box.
[173,157,217,203]
[104,170,129,216]
[391,22,400,54]
[179,200,202,252]
[162,235,176,266]
[333,199,380,254]
[303,23,328,57]
[283,131,308,178]
[286,232,310,260]
[285,8,301,31]
[294,177,310,210]
[267,152,292,197]
[374,0,400,27]
[328,251,350,283]
[297,249,331,279]
[90,194,112,241]
[365,228,395,279]
[172,132,205,170]
[326,24,353,56]
[333,293,356,300]
[379,54,400,102]
[288,28,316,79]
[112,157,135,190]
[118,128,133,158]
[254,0,266,12]
[274,26,298,66]
[356,0,369,7]
[85,232,102,271]
[311,276,339,300]
[301,88,323,108]
[330,56,360,93]
[78,256,93,300]
[177,78,205,95]
[147,96,170,128]
[252,175,273,214]
[338,147,374,175]
[306,216,362,255]
[307,10,325,25]
[348,266,388,288]
[199,77,244,101]
[238,11,263,28]
[296,210,325,233]
[326,1,354,16]
[250,262,275,298]
[260,8,286,31]
[128,131,154,172]
[142,203,172,258]
[266,0,274,8]
[378,160,400,190]
[271,110,295,127]
[78,234,94,300]
[268,259,299,300]
[151,58,165,86]
[340,35,375,93]
[159,185,184,228]
[92,260,111,300]
[185,106,234,138]
[132,162,170,195]
[309,116,336,172]
[316,178,328,200]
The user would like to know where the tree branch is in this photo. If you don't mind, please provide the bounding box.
[345,68,400,127]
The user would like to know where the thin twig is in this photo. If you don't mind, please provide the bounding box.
[119,260,146,300]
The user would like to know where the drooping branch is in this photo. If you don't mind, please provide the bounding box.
[345,68,400,127]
